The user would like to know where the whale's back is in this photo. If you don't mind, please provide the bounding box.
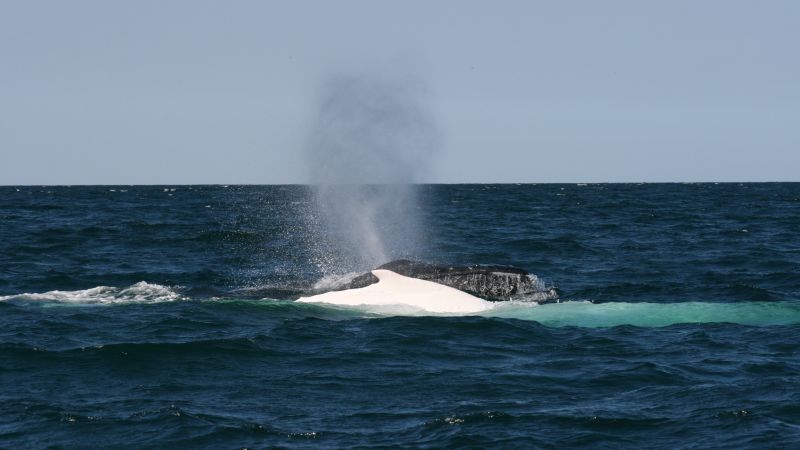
[296,269,493,314]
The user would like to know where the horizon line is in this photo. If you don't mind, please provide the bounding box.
[2,181,799,187]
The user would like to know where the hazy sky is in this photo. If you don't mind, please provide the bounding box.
[1,0,798,184]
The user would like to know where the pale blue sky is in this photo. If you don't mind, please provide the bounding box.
[1,0,798,184]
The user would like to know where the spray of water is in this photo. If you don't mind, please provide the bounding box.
[305,75,439,273]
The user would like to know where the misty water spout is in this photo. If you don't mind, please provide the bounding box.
[305,75,439,272]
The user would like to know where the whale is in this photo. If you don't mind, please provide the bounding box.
[235,260,557,306]
[296,269,493,314]
[319,259,558,303]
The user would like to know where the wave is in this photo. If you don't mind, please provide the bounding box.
[0,282,184,305]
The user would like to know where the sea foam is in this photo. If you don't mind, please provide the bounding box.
[0,282,184,305]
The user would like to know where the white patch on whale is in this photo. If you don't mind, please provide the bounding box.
[296,269,493,314]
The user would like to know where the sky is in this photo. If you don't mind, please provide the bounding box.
[1,0,798,184]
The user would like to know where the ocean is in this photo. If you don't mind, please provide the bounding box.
[1,183,799,448]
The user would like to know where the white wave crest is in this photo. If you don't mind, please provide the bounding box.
[0,282,185,305]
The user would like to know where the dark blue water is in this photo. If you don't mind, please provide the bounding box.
[2,184,799,448]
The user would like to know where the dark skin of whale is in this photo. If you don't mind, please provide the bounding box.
[333,259,558,302]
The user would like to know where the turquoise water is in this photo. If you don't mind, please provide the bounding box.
[490,300,800,327]
[1,184,799,448]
